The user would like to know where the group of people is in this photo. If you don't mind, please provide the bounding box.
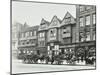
[19,52,95,65]
[85,56,96,65]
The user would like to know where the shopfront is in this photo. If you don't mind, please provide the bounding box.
[75,41,96,65]
[47,41,60,57]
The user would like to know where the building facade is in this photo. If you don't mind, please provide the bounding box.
[47,15,61,57]
[12,22,27,58]
[37,18,49,55]
[17,6,96,65]
[59,12,76,56]
[76,5,96,63]
[18,25,39,58]
[46,12,76,58]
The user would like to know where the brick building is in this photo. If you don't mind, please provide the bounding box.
[75,5,96,63]
[18,25,39,58]
[12,22,28,58]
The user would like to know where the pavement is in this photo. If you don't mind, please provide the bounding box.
[12,58,96,74]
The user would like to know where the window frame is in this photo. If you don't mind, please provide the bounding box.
[93,14,96,25]
[85,15,90,26]
[86,32,90,41]
[79,17,84,27]
[79,6,84,12]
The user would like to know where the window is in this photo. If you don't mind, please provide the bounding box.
[65,17,71,23]
[48,46,50,51]
[30,39,34,44]
[86,6,92,10]
[62,26,71,37]
[39,33,41,38]
[25,32,29,37]
[21,33,24,38]
[40,32,45,38]
[80,33,85,42]
[86,32,90,41]
[79,6,84,12]
[22,41,25,45]
[23,50,26,53]
[26,41,29,44]
[30,32,32,36]
[12,42,16,48]
[63,27,67,33]
[42,33,45,37]
[50,29,56,37]
[85,15,90,26]
[93,14,96,24]
[93,31,96,40]
[79,17,84,27]
[34,31,36,36]
[27,51,29,54]
[39,41,45,46]
[42,41,45,46]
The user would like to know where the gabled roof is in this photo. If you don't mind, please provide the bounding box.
[61,12,76,27]
[38,18,49,31]
[40,18,49,25]
[48,15,61,29]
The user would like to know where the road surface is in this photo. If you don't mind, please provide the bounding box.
[12,58,95,74]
